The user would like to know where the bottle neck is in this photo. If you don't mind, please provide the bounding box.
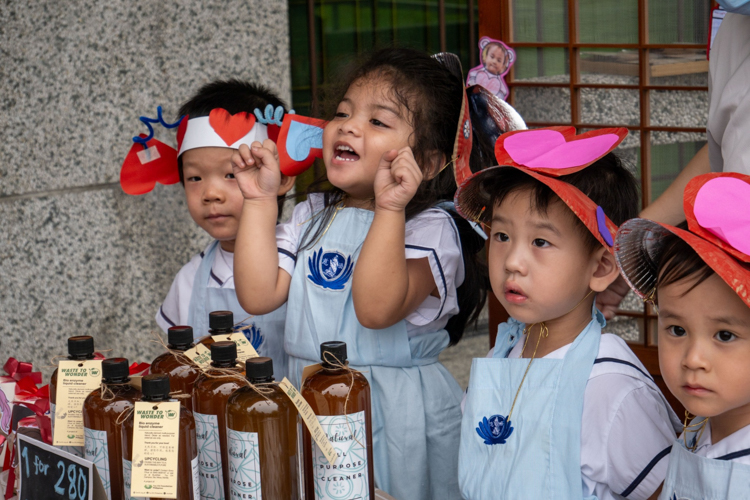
[167,343,193,352]
[103,377,130,385]
[209,328,233,335]
[247,376,273,384]
[68,354,95,361]
[211,360,238,369]
[321,361,348,371]
[142,395,170,402]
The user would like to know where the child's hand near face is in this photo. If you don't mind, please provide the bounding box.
[231,140,282,200]
[374,147,423,212]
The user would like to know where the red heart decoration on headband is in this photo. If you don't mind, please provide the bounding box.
[495,126,628,176]
[208,108,257,146]
[686,174,750,262]
[120,135,179,195]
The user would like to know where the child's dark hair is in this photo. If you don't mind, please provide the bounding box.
[177,79,287,212]
[656,222,714,295]
[302,47,490,346]
[483,153,640,253]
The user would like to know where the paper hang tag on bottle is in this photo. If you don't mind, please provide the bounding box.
[183,343,212,370]
[301,363,322,387]
[278,377,338,466]
[211,333,259,362]
[130,401,181,498]
[53,360,103,446]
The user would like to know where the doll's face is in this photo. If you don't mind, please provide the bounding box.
[657,273,750,422]
[485,44,507,75]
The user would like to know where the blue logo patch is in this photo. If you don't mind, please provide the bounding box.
[307,248,354,290]
[237,323,264,352]
[476,414,513,445]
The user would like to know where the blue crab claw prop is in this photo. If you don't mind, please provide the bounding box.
[277,114,328,176]
[476,415,514,445]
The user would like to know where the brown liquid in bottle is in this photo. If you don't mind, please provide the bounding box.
[150,326,201,409]
[51,335,95,456]
[122,374,199,500]
[226,357,299,499]
[82,358,141,500]
[197,310,235,348]
[301,342,375,500]
[193,340,245,499]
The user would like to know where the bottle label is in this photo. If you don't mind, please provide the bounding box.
[312,412,370,500]
[184,344,212,369]
[192,454,201,500]
[130,401,181,498]
[84,427,111,499]
[194,411,226,500]
[278,378,337,465]
[54,360,103,446]
[227,429,262,499]
[50,402,83,457]
[122,459,146,500]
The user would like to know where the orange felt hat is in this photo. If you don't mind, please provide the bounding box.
[615,172,750,307]
[454,126,629,252]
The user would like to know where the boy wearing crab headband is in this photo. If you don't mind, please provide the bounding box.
[615,173,750,499]
[456,127,681,500]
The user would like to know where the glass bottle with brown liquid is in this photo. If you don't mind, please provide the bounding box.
[301,341,375,500]
[150,325,201,409]
[197,310,235,348]
[193,341,245,500]
[83,358,141,500]
[226,357,299,500]
[122,374,199,500]
[51,335,95,457]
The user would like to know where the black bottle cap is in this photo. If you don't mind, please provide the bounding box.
[210,341,237,364]
[141,374,171,401]
[320,341,347,368]
[102,358,130,382]
[209,311,234,331]
[67,336,94,357]
[167,326,194,347]
[245,357,273,381]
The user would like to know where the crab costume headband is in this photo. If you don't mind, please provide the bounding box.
[453,126,629,252]
[120,105,327,195]
[615,172,750,308]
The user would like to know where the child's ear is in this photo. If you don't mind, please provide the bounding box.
[277,174,297,196]
[423,151,446,181]
[588,246,621,293]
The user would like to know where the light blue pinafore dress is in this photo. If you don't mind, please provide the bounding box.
[188,240,288,379]
[458,307,604,500]
[659,420,750,500]
[285,206,464,500]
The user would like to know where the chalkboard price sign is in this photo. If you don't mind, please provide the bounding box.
[17,433,107,500]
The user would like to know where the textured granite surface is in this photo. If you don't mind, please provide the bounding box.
[0,0,291,380]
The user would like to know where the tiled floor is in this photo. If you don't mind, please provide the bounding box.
[439,331,491,390]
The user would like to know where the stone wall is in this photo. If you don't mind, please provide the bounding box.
[0,0,292,379]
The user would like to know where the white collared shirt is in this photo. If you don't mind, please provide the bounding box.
[155,241,234,331]
[467,333,681,500]
[689,421,750,465]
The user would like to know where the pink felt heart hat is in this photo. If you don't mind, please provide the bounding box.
[615,172,750,308]
[455,126,628,252]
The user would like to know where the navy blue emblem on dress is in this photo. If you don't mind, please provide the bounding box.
[476,415,514,445]
[307,248,354,290]
[237,323,264,352]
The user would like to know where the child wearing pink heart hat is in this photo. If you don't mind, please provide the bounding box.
[615,172,750,499]
[456,126,681,500]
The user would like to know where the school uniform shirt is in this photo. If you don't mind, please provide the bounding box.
[156,242,236,331]
[275,193,465,337]
[708,12,750,174]
[464,332,681,500]
[689,422,750,465]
